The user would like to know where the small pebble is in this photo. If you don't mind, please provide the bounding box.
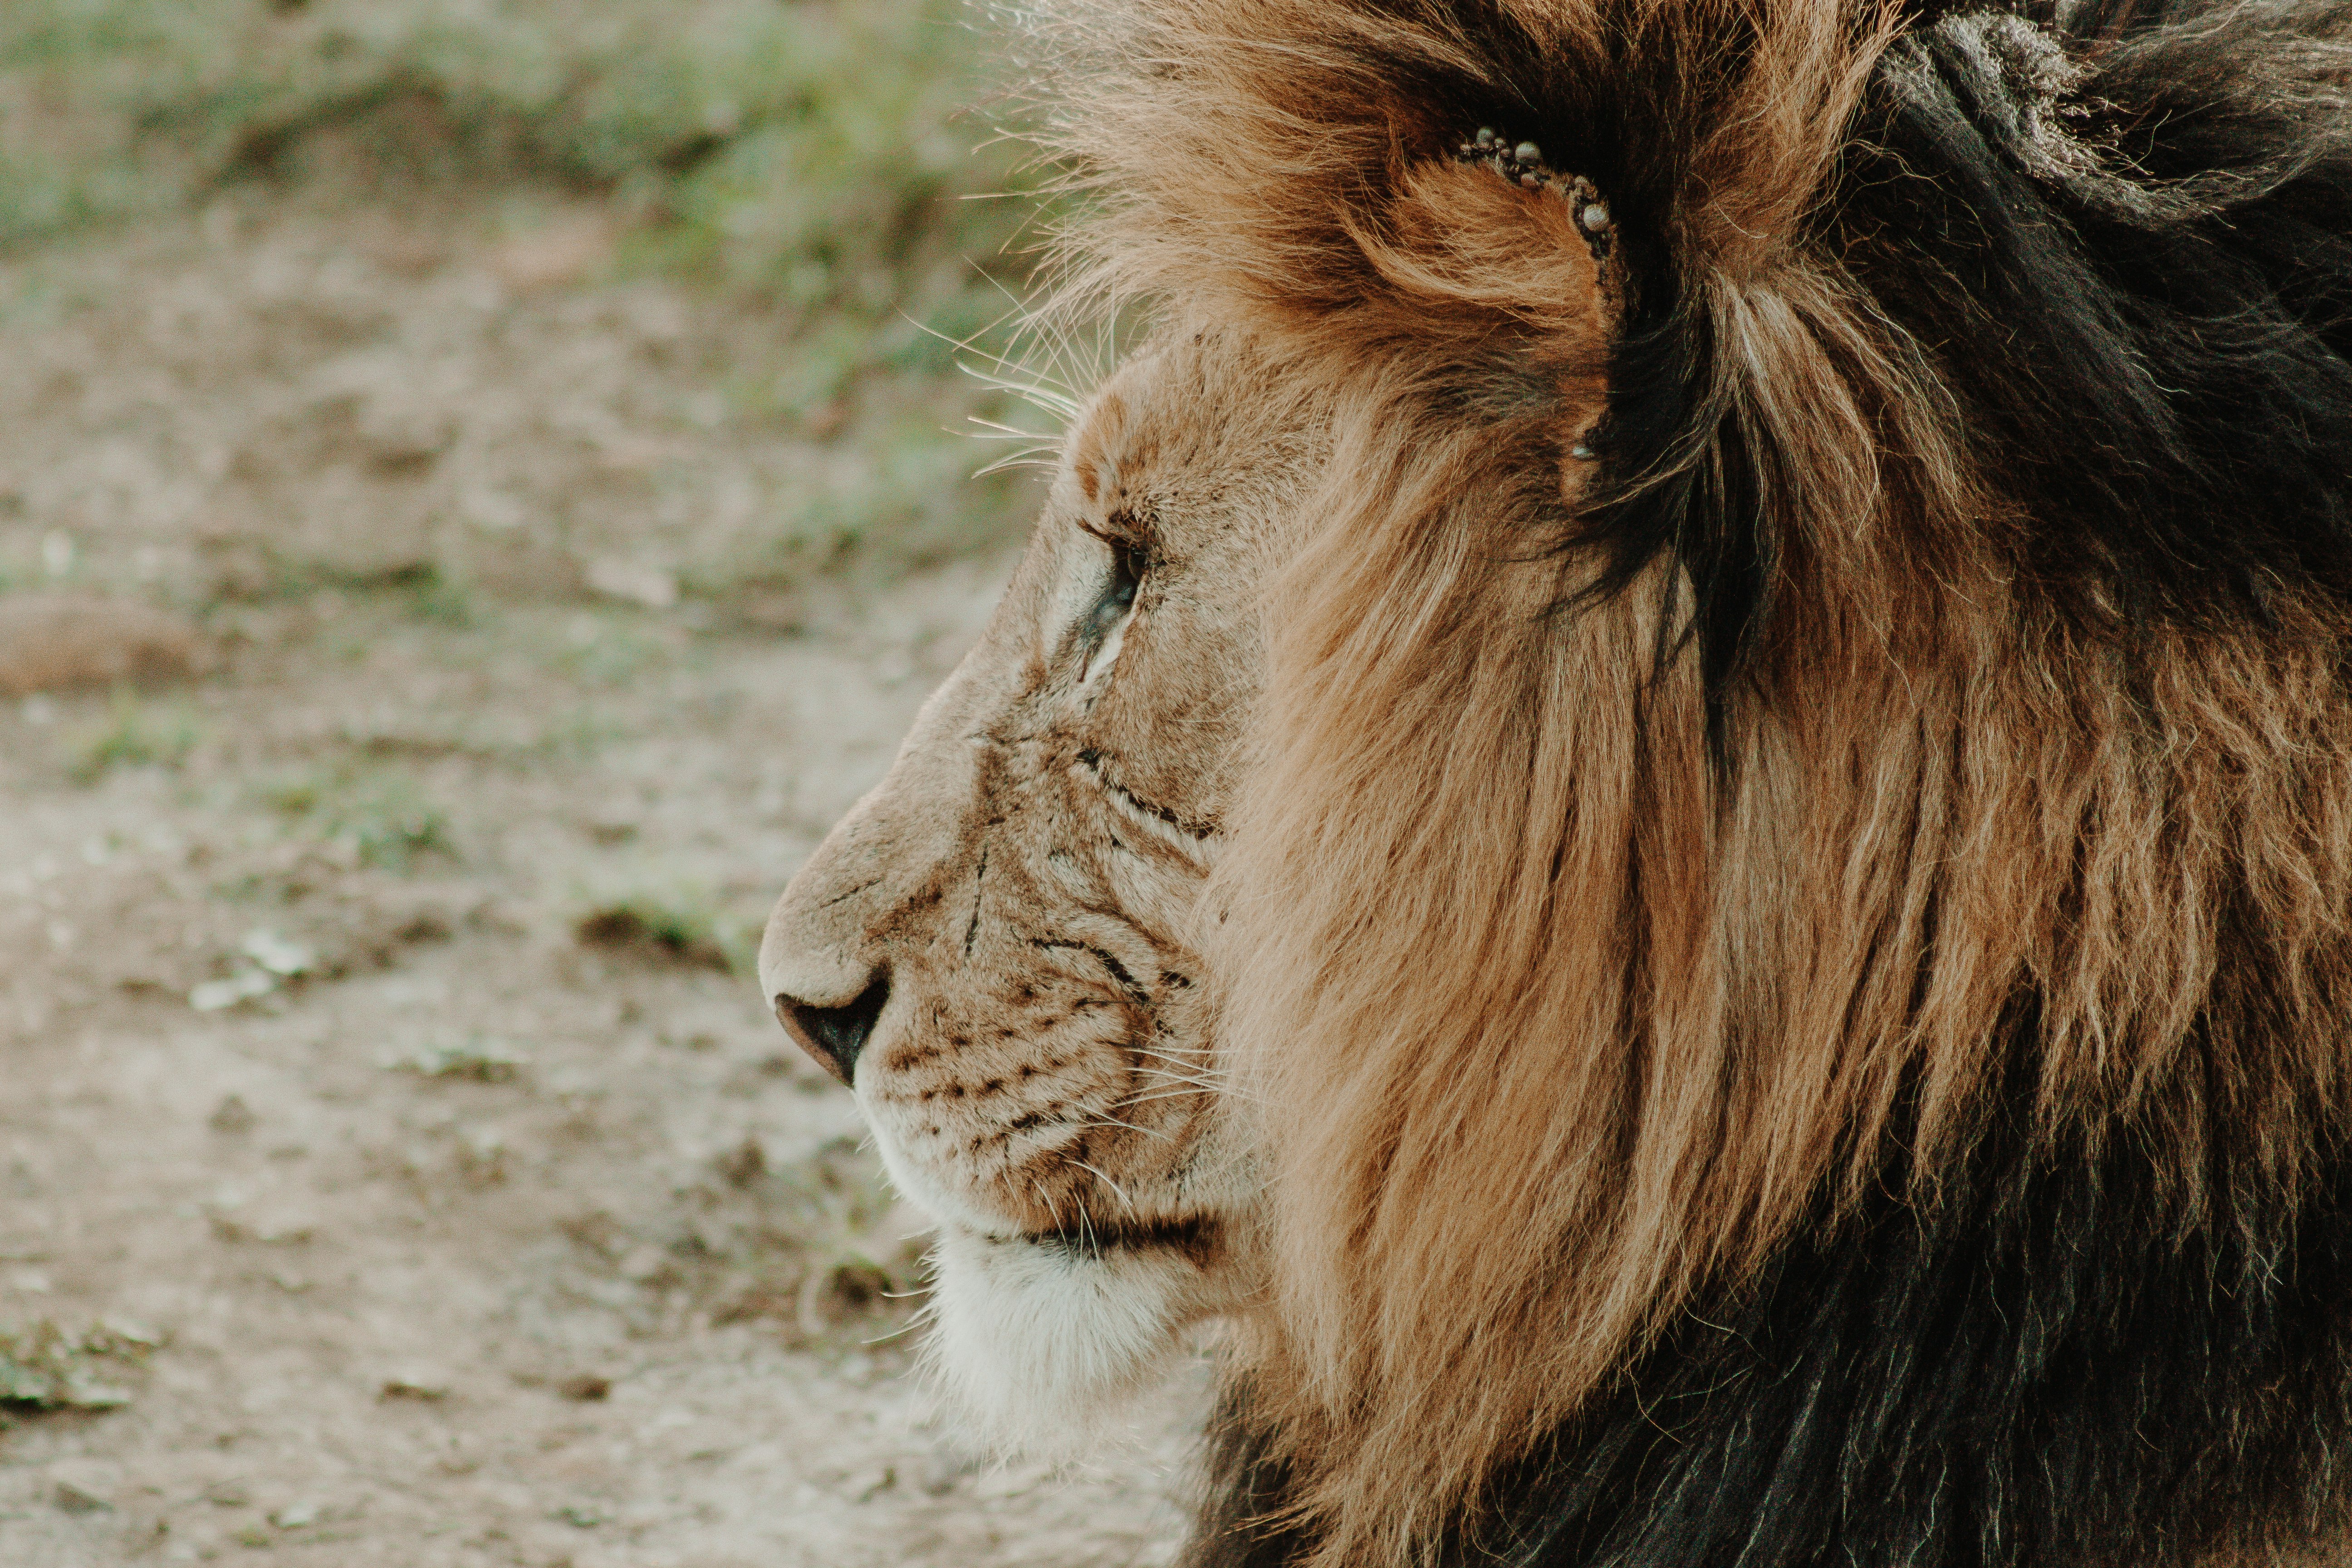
[1514,141,1542,163]
[1521,172,1541,187]
[1571,444,1598,460]
[1582,202,1612,231]
[1476,127,1497,147]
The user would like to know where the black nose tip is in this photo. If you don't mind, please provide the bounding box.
[774,970,890,1085]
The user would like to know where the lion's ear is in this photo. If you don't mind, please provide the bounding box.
[1026,6,1629,413]
[1358,149,1620,378]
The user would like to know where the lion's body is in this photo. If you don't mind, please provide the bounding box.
[763,3,2352,1564]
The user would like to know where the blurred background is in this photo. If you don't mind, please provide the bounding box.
[0,3,1195,1564]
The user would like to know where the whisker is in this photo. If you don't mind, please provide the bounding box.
[1127,1062,1236,1095]
[1033,1179,1066,1235]
[1064,1158,1137,1214]
[861,1316,929,1347]
[1117,1085,1216,1106]
[971,443,1063,479]
[1127,1044,1230,1078]
[1078,1112,1171,1141]
[1128,1060,1227,1088]
[965,416,1054,441]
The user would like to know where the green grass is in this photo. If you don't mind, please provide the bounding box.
[5,0,1056,595]
[69,689,200,784]
[0,0,1038,298]
[573,888,757,974]
[260,763,456,870]
[687,1133,927,1343]
[390,1035,528,1083]
[0,1318,157,1413]
[393,564,476,627]
[549,616,675,688]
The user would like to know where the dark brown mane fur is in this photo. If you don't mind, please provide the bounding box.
[1018,2,2352,1564]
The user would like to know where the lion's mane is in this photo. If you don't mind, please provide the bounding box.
[1024,2,2352,1565]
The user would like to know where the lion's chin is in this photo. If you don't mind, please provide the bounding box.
[921,1223,1235,1454]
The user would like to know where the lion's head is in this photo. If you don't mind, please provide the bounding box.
[766,4,2352,1567]
[759,323,1354,1437]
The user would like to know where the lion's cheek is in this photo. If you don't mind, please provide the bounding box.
[921,1227,1235,1453]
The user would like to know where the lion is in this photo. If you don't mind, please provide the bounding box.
[759,2,2352,1564]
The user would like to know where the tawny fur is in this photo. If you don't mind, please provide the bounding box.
[1018,2,2352,1561]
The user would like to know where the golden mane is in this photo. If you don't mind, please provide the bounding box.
[1023,2,2352,1563]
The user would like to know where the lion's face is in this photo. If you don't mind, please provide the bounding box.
[759,328,1320,1435]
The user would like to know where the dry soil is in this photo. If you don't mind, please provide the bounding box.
[0,179,1202,1566]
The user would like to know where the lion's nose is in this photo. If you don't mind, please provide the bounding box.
[774,969,890,1085]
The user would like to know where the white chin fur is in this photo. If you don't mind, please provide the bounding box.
[922,1225,1215,1455]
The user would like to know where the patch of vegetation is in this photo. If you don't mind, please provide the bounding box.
[696,1135,926,1344]
[1,2,1036,295]
[188,925,318,1013]
[212,555,481,626]
[525,705,627,762]
[0,1319,159,1415]
[69,688,200,783]
[385,562,475,627]
[573,889,754,974]
[10,0,1056,596]
[260,762,456,870]
[549,615,675,688]
[570,1136,923,1348]
[390,1035,527,1083]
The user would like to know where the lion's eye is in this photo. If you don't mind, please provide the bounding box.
[1108,542,1147,610]
[1077,538,1148,678]
[1085,542,1147,637]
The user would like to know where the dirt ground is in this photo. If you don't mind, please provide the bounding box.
[0,178,1205,1564]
